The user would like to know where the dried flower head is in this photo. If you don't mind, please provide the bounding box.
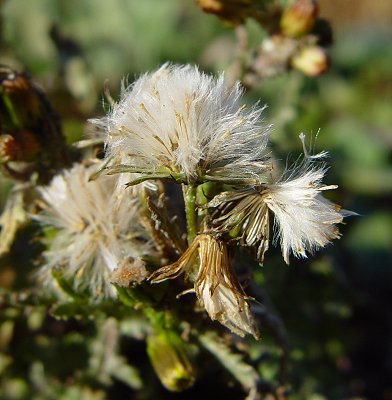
[150,234,259,338]
[93,64,272,186]
[210,135,352,264]
[36,163,151,299]
[110,257,148,287]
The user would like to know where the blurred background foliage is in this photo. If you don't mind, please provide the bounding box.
[0,0,391,399]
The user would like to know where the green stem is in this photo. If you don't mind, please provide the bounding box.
[182,183,197,244]
[144,307,166,330]
[196,181,215,222]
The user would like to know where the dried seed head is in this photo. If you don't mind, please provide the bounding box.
[35,163,151,299]
[110,257,148,287]
[92,63,272,186]
[150,234,259,338]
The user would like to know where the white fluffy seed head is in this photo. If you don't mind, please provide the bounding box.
[209,151,351,264]
[264,164,344,264]
[93,63,272,183]
[36,163,151,299]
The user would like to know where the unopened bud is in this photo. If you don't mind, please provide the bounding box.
[196,0,281,28]
[291,45,329,76]
[280,0,318,38]
[147,330,196,391]
[197,0,244,25]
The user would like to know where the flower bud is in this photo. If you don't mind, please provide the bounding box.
[196,0,281,29]
[280,0,318,38]
[291,45,329,76]
[147,330,196,391]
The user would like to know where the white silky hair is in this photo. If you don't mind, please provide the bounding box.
[206,131,353,265]
[97,63,271,182]
[36,163,151,299]
[264,161,344,264]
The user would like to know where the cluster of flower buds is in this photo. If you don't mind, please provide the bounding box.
[197,0,332,84]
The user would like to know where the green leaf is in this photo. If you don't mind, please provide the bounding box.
[199,332,260,400]
[110,361,143,389]
[88,318,143,389]
[51,269,90,302]
[88,156,114,181]
[105,164,185,184]
[124,174,171,187]
[50,302,88,319]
